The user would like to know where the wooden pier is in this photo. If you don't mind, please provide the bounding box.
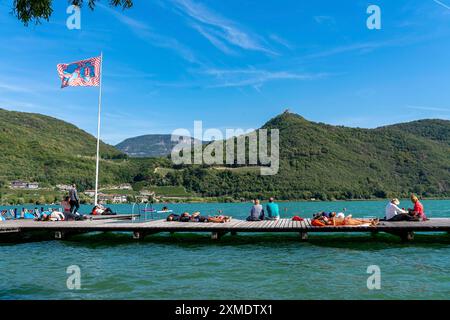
[1,217,450,242]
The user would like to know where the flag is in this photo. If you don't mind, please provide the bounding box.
[57,56,101,88]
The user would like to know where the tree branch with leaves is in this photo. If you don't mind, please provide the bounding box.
[12,0,133,25]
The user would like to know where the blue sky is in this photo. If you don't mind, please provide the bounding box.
[1,0,450,144]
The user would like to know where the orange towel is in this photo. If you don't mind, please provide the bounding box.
[311,219,326,227]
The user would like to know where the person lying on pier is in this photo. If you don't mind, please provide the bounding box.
[180,212,191,222]
[312,212,379,227]
[35,209,65,221]
[332,214,379,226]
[207,215,232,223]
[166,212,231,223]
[247,199,265,221]
[167,213,180,221]
[385,198,419,222]
[167,212,198,222]
[190,212,208,222]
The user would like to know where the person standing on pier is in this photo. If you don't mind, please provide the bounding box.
[69,184,80,215]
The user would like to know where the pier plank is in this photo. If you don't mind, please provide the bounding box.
[1,217,450,241]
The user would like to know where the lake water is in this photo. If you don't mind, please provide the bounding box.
[1,200,449,300]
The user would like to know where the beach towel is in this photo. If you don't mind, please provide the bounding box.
[311,219,326,227]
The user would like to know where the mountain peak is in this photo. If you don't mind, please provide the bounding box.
[262,110,309,129]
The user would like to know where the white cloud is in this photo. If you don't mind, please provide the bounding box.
[406,105,450,112]
[99,3,199,64]
[203,68,329,89]
[191,23,236,55]
[170,0,277,55]
[304,33,438,60]
[269,34,294,50]
[433,0,450,10]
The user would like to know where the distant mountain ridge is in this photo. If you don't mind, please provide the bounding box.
[116,134,202,158]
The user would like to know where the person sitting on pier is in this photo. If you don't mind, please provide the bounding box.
[0,210,8,221]
[409,195,428,221]
[247,199,265,221]
[385,198,418,221]
[265,197,280,220]
[91,204,115,216]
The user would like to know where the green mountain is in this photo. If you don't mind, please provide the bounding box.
[0,108,449,202]
[155,112,450,200]
[116,134,201,157]
[0,108,134,189]
[383,119,450,146]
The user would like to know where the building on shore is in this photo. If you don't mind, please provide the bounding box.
[84,190,96,197]
[106,183,133,190]
[98,193,128,204]
[10,180,39,190]
[56,184,72,192]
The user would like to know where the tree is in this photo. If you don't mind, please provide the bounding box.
[12,0,133,25]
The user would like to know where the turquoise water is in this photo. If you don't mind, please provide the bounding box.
[1,200,449,300]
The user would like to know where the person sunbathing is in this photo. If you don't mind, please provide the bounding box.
[208,215,232,223]
[167,213,180,221]
[190,212,208,222]
[166,212,231,223]
[179,212,191,222]
[35,209,65,221]
[312,213,378,227]
[333,216,379,226]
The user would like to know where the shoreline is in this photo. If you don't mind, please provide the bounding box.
[1,197,449,207]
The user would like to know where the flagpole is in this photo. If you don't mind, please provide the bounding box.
[94,52,103,206]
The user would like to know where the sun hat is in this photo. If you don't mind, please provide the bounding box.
[391,198,400,205]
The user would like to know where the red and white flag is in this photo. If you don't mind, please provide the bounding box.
[57,56,101,88]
